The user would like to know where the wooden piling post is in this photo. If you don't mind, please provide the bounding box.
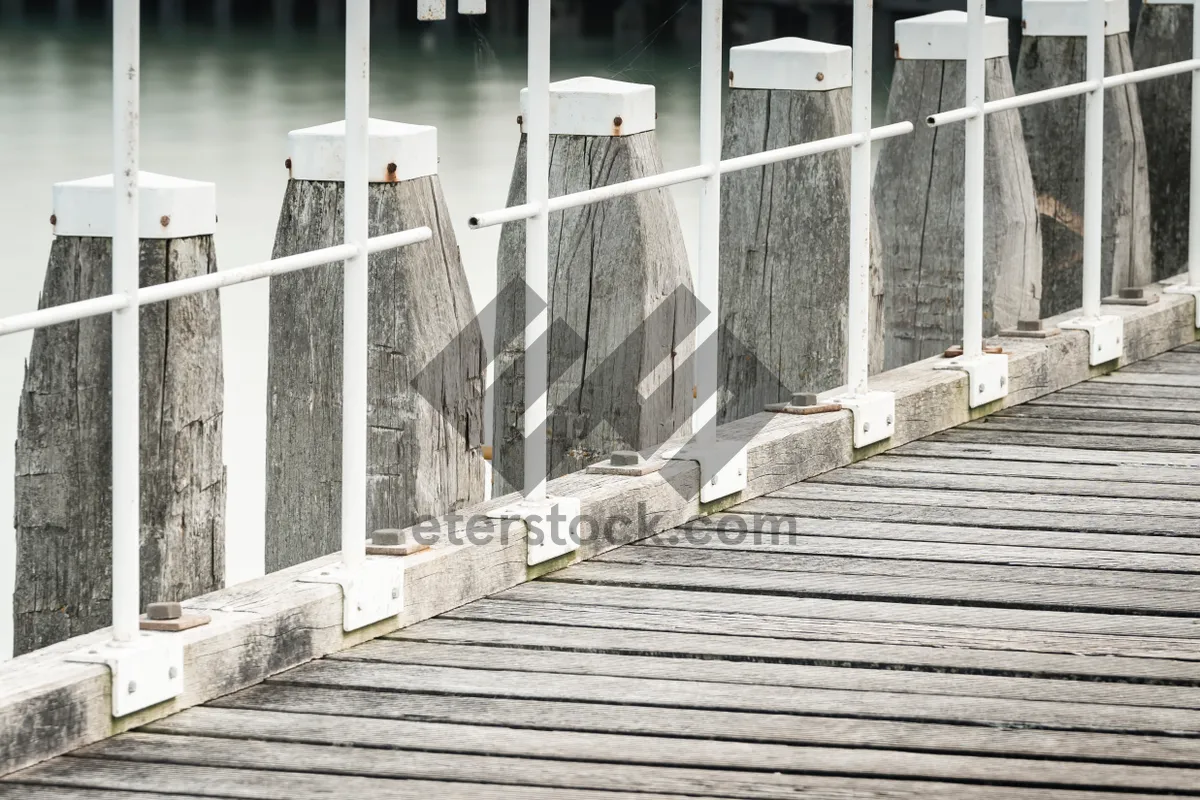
[1015,0,1152,317]
[265,119,484,573]
[492,77,695,496]
[874,11,1043,369]
[719,38,884,423]
[13,173,226,656]
[1133,0,1194,280]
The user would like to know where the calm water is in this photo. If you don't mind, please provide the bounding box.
[0,21,709,659]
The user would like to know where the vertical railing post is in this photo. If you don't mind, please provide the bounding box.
[846,0,872,396]
[342,0,370,567]
[1191,1,1200,288]
[1082,0,1105,319]
[694,0,723,448]
[963,0,986,359]
[523,0,551,502]
[111,0,141,644]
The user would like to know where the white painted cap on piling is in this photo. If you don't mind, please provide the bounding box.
[51,172,216,239]
[729,38,852,91]
[287,118,438,183]
[894,11,1008,61]
[520,77,656,137]
[1023,0,1130,36]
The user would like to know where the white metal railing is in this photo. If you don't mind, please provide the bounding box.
[1,0,1200,713]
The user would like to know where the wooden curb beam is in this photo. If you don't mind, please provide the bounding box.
[13,172,226,657]
[264,119,485,573]
[491,77,695,495]
[875,10,1043,370]
[719,37,885,424]
[1016,0,1153,317]
[2,274,1194,779]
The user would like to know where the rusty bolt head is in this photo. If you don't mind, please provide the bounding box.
[386,162,398,176]
[159,215,170,227]
[1017,318,1043,332]
[816,72,825,82]
[610,450,642,467]
[728,69,734,84]
[791,392,819,407]
[147,601,182,621]
[49,214,57,225]
[517,114,523,125]
[285,157,292,169]
[1119,286,1145,300]
[614,116,623,127]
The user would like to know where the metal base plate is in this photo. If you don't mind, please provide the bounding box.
[1059,314,1124,365]
[935,352,1009,408]
[831,391,896,448]
[669,440,748,503]
[488,496,581,566]
[67,634,184,718]
[1165,283,1200,327]
[298,558,405,632]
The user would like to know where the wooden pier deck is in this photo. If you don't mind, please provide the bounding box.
[5,344,1200,798]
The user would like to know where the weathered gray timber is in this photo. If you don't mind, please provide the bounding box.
[875,51,1042,368]
[265,166,484,572]
[13,236,225,656]
[492,79,694,494]
[1133,3,1194,279]
[1015,33,1151,316]
[719,41,884,423]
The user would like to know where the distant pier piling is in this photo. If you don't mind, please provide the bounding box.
[265,120,485,573]
[491,77,695,495]
[14,173,226,656]
[719,37,884,423]
[1133,0,1195,279]
[1016,0,1151,317]
[874,11,1043,369]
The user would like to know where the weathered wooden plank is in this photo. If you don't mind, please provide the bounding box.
[1177,341,1200,353]
[265,176,485,572]
[142,708,1200,793]
[687,512,1200,555]
[646,526,1200,570]
[598,542,1200,593]
[0,789,199,800]
[447,596,1200,661]
[813,464,1200,502]
[719,85,883,421]
[1121,359,1200,375]
[497,581,1200,640]
[846,452,1200,490]
[875,56,1041,368]
[932,426,1200,454]
[549,559,1200,616]
[771,482,1200,521]
[493,129,694,493]
[1054,381,1200,402]
[1016,32,1151,316]
[273,658,1200,733]
[1132,3,1195,280]
[4,758,697,800]
[1094,371,1200,388]
[894,438,1200,468]
[215,683,1200,766]
[376,619,1200,688]
[14,236,225,655]
[1034,386,1200,411]
[959,415,1200,440]
[996,403,1200,424]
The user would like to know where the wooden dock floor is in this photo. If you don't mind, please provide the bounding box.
[5,344,1200,798]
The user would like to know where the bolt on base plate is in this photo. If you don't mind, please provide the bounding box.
[669,440,748,503]
[298,557,405,632]
[1165,283,1200,327]
[934,352,1009,409]
[830,390,896,448]
[1059,314,1124,365]
[487,496,581,566]
[67,634,184,718]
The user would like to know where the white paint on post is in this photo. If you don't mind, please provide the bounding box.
[847,0,871,395]
[51,172,217,239]
[728,38,852,92]
[287,119,438,182]
[694,0,722,447]
[519,77,656,137]
[1082,0,1105,319]
[342,0,370,568]
[524,0,550,501]
[111,0,140,645]
[894,10,1007,61]
[458,0,486,14]
[1021,0,1128,37]
[963,0,986,358]
[417,0,446,21]
[1192,1,1200,288]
